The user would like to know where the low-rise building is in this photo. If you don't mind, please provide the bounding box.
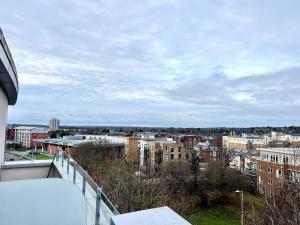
[34,134,140,163]
[33,135,92,154]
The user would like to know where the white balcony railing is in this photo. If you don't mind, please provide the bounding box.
[52,150,119,225]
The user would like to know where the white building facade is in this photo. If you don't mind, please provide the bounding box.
[223,132,300,150]
[0,88,8,164]
[0,28,18,166]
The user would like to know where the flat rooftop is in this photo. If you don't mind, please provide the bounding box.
[111,206,191,225]
[34,138,93,147]
[0,178,86,225]
[34,138,125,148]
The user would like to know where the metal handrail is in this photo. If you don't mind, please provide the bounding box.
[47,151,57,178]
[101,189,120,215]
[53,150,120,220]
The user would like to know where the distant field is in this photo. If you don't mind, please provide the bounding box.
[184,205,240,225]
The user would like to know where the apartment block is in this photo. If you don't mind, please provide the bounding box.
[223,132,300,151]
[249,147,300,194]
[139,139,184,170]
[223,135,265,150]
[14,126,48,149]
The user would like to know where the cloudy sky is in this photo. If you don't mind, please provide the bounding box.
[1,0,300,127]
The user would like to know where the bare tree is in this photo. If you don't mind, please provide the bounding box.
[73,142,195,214]
[246,181,300,225]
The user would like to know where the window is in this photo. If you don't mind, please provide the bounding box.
[258,165,262,171]
[268,178,273,185]
[178,147,182,152]
[170,146,174,153]
[178,154,182,159]
[276,169,282,177]
[283,157,289,164]
[258,176,263,184]
[267,168,273,173]
[271,155,278,163]
[171,154,174,160]
[165,154,169,160]
[165,146,169,153]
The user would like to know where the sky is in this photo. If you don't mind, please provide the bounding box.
[1,0,300,127]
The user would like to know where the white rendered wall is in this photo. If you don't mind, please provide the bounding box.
[1,166,51,181]
[0,87,8,166]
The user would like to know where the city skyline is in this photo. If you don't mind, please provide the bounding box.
[1,0,300,127]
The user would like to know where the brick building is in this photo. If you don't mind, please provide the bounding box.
[199,148,223,162]
[212,135,223,148]
[6,128,15,141]
[249,147,300,194]
[125,137,139,163]
[34,134,139,164]
[173,135,200,150]
[14,126,48,149]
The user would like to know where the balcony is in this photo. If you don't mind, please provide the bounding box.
[0,150,191,225]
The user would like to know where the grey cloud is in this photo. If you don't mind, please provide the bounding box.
[167,66,300,126]
[1,0,300,127]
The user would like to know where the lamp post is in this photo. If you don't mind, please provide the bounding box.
[235,190,244,225]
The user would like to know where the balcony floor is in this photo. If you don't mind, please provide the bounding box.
[0,178,86,225]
